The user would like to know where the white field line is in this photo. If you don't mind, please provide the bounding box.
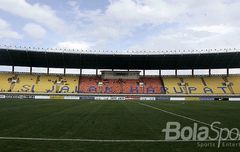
[0,137,237,142]
[0,102,239,142]
[137,102,240,136]
[137,102,213,127]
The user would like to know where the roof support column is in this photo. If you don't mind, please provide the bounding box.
[47,68,49,75]
[192,69,194,76]
[63,68,66,76]
[227,68,229,76]
[143,70,145,76]
[209,69,211,76]
[80,69,82,76]
[12,66,14,73]
[159,69,161,77]
[96,69,98,76]
[30,67,32,74]
[78,73,81,93]
[175,69,177,77]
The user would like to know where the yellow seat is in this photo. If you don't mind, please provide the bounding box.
[35,75,79,93]
[162,76,238,95]
[162,77,186,94]
[227,76,240,94]
[13,74,37,92]
[183,77,205,94]
[0,73,79,93]
[0,73,15,92]
[204,76,232,94]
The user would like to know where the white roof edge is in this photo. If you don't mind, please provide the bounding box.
[0,45,239,55]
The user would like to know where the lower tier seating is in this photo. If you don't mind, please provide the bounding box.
[79,76,164,94]
[162,76,240,94]
[0,73,79,93]
[0,73,240,94]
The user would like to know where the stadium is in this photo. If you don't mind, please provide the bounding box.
[0,46,240,151]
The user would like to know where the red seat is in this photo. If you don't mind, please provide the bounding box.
[79,76,164,94]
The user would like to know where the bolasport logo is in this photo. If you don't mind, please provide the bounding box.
[162,121,240,148]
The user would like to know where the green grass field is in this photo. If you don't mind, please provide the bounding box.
[0,99,239,152]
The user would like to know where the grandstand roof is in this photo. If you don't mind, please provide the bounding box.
[0,48,239,69]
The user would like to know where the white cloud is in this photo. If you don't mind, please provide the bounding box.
[1,0,240,51]
[0,0,89,49]
[126,0,240,50]
[188,25,234,35]
[67,0,240,50]
[23,23,46,39]
[130,25,240,51]
[56,41,92,50]
[106,0,185,25]
[69,0,186,42]
[0,18,22,39]
[0,0,66,32]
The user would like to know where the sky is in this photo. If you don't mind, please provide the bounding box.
[0,0,240,52]
[0,0,240,74]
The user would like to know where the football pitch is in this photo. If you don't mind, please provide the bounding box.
[0,99,239,152]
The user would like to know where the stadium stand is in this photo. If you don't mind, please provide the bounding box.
[1,73,240,95]
[162,77,184,94]
[79,76,101,93]
[162,76,240,94]
[140,77,164,94]
[35,75,79,93]
[183,77,205,94]
[0,73,15,92]
[203,76,232,94]
[0,73,79,93]
[0,48,240,98]
[227,76,240,94]
[79,76,164,94]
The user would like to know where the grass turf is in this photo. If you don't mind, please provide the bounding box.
[0,99,239,151]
